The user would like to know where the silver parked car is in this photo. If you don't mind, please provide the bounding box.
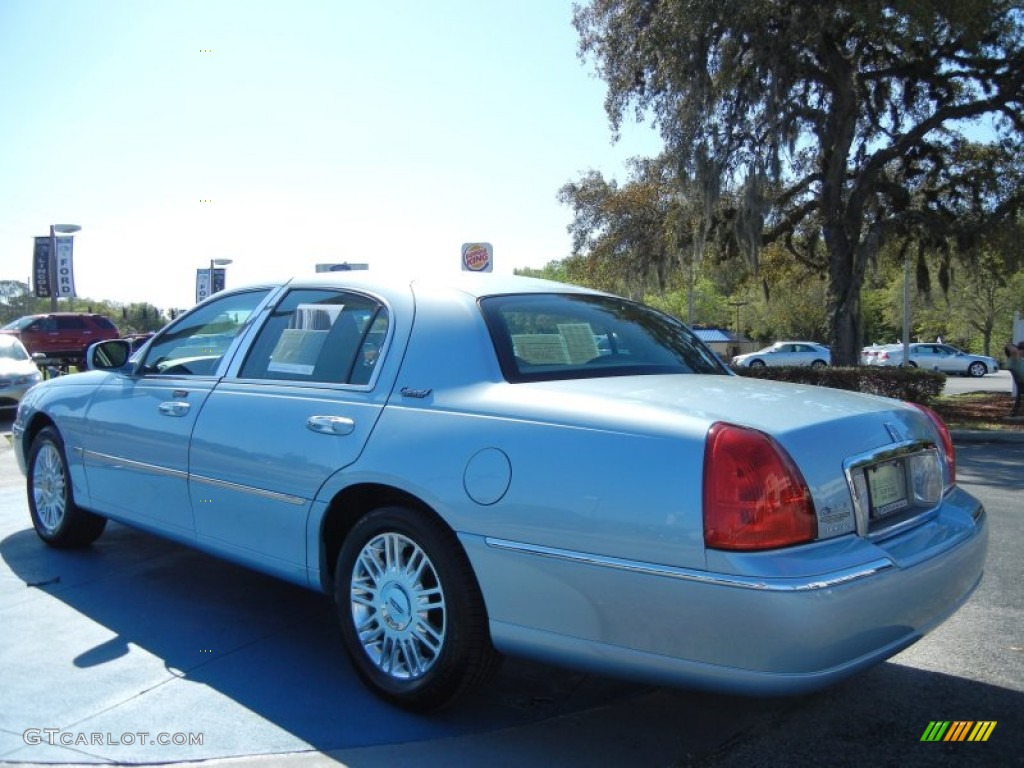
[863,342,998,377]
[13,273,987,711]
[731,340,831,368]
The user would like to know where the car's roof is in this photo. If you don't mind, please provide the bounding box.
[261,271,606,301]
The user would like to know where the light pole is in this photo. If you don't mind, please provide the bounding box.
[727,300,748,337]
[49,224,81,311]
[209,258,233,297]
[901,251,911,365]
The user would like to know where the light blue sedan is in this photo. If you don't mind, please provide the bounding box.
[12,273,987,711]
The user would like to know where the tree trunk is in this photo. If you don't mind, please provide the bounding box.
[825,240,864,367]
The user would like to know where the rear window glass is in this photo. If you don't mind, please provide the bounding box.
[90,316,118,330]
[481,293,727,382]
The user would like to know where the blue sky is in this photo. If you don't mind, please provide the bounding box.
[0,0,663,310]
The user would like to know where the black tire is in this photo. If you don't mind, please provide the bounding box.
[748,359,766,368]
[27,427,107,548]
[810,359,828,369]
[335,505,499,711]
[967,361,987,378]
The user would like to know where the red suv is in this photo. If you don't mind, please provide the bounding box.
[0,312,120,362]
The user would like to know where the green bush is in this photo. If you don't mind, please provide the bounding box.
[729,365,946,405]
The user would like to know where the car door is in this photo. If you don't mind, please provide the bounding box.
[54,315,91,356]
[774,344,796,365]
[81,289,273,539]
[20,316,56,357]
[791,344,812,365]
[934,344,966,374]
[187,287,392,584]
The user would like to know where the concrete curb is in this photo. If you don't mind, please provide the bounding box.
[951,429,1024,444]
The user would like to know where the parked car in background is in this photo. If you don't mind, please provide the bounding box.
[862,342,998,377]
[0,312,120,363]
[13,273,986,711]
[860,344,897,366]
[0,335,42,411]
[731,341,831,368]
[123,332,156,354]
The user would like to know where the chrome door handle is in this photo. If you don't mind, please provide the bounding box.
[306,415,355,435]
[158,401,191,417]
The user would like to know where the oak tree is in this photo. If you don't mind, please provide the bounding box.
[574,0,1024,363]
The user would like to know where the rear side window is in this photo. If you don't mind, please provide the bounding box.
[240,289,388,385]
[481,293,727,382]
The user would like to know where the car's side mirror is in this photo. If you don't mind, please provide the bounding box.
[87,339,133,371]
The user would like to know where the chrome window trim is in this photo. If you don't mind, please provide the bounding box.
[484,538,893,592]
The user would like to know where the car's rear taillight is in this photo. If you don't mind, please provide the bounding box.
[911,403,956,488]
[703,422,817,551]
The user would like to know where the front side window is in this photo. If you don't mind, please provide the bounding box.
[481,293,727,382]
[140,290,271,376]
[28,317,56,332]
[239,289,388,385]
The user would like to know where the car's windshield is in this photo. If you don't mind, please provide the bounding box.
[481,293,728,382]
[2,317,37,331]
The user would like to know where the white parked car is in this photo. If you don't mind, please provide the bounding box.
[863,343,998,377]
[731,341,831,368]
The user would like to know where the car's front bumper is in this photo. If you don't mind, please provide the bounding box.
[465,486,987,695]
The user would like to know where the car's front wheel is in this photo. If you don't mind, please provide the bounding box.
[335,505,499,711]
[967,361,987,378]
[748,359,766,368]
[27,427,107,548]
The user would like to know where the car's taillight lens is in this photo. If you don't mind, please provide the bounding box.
[912,403,955,488]
[703,423,817,550]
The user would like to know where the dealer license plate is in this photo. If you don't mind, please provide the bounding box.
[866,460,909,519]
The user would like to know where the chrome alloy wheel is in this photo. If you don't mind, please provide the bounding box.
[32,441,67,534]
[349,532,447,680]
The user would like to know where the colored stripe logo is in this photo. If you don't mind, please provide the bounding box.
[921,721,997,742]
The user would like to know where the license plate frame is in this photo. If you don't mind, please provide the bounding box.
[866,459,909,519]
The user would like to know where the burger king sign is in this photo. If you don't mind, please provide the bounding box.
[461,242,493,273]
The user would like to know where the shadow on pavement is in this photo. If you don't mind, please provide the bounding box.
[0,519,676,763]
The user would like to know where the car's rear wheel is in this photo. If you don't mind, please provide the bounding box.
[810,360,828,369]
[27,427,107,547]
[748,359,766,368]
[335,505,499,711]
[967,361,987,378]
